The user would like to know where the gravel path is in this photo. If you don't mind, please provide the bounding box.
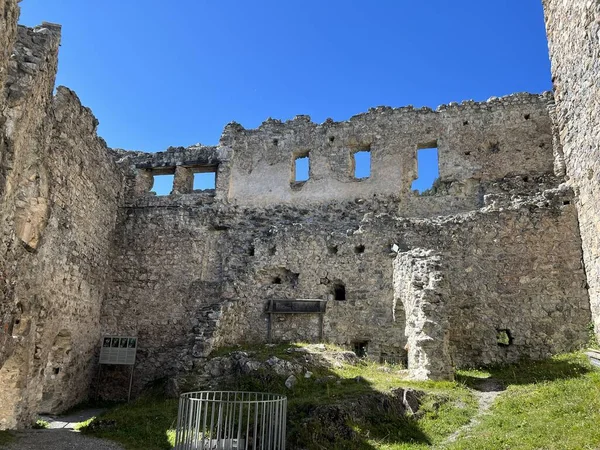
[3,429,124,450]
[442,378,505,446]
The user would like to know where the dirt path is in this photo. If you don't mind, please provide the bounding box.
[1,408,124,450]
[441,378,505,446]
[2,429,124,450]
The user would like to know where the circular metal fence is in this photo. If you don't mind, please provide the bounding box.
[174,391,287,450]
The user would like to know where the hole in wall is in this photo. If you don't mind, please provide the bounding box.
[496,329,513,347]
[329,136,335,143]
[523,176,529,182]
[333,283,346,301]
[193,170,216,190]
[273,139,279,146]
[463,120,469,126]
[354,244,365,254]
[411,143,440,194]
[487,142,501,153]
[327,245,338,255]
[293,153,310,182]
[353,341,369,358]
[464,151,471,156]
[248,246,255,256]
[260,267,299,287]
[563,200,571,205]
[353,149,371,179]
[524,114,531,120]
[53,367,60,375]
[151,174,174,196]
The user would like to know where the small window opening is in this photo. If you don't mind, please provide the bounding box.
[464,151,471,156]
[463,120,469,126]
[353,341,369,358]
[53,367,60,375]
[327,245,338,255]
[269,246,276,256]
[329,136,335,143]
[411,143,439,193]
[271,276,282,285]
[333,283,346,301]
[294,153,310,182]
[151,174,174,196]
[354,244,365,254]
[354,150,371,179]
[193,171,216,190]
[272,139,279,146]
[563,200,571,206]
[496,329,512,347]
[524,114,531,120]
[248,246,255,256]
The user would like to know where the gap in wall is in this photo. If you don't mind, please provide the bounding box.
[151,174,174,196]
[354,149,371,179]
[193,171,216,190]
[411,144,439,193]
[294,154,310,182]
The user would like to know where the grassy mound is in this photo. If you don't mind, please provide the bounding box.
[77,346,599,450]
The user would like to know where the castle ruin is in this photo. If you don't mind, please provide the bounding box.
[0,0,598,430]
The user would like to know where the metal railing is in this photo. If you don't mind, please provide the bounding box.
[174,391,287,450]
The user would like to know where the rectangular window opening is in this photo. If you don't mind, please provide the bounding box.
[193,170,216,190]
[411,144,439,194]
[354,150,371,179]
[151,174,174,196]
[294,154,310,182]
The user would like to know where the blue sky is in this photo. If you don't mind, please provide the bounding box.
[19,1,551,194]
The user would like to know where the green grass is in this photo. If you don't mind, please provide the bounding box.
[448,353,600,450]
[79,391,178,450]
[81,344,477,450]
[79,347,600,450]
[32,419,49,429]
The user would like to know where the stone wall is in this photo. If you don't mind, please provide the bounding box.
[395,186,590,378]
[0,20,123,428]
[542,0,600,340]
[222,93,553,211]
[0,0,597,427]
[106,93,590,391]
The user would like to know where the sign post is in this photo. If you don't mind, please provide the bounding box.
[99,336,138,402]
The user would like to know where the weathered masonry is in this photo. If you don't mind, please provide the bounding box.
[0,0,598,430]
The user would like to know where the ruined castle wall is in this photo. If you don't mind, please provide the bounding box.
[102,192,409,391]
[0,23,62,429]
[108,93,576,391]
[213,208,406,362]
[102,203,225,391]
[542,0,600,339]
[393,187,590,373]
[0,23,124,428]
[0,0,21,369]
[0,0,19,113]
[222,93,554,212]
